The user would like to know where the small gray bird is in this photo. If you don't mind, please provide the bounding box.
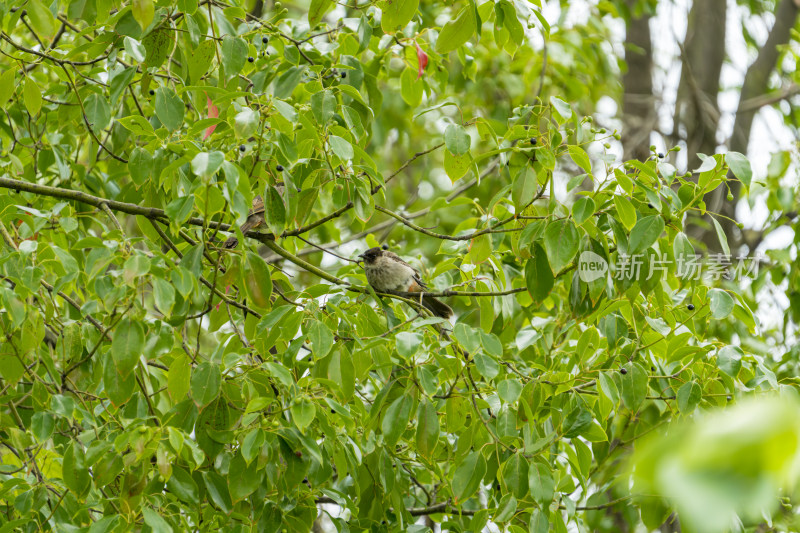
[223,195,265,249]
[359,247,453,319]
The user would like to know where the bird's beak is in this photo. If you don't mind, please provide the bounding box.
[357,252,365,259]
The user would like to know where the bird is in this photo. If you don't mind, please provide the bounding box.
[358,246,453,319]
[222,195,266,249]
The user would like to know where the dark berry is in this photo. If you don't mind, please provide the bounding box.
[262,37,269,44]
[296,187,301,192]
[687,304,695,311]
[149,89,155,96]
[239,145,246,152]
[726,395,732,401]
[530,138,537,145]
[294,451,302,458]
[620,368,628,375]
[330,408,335,413]
[341,71,346,78]
[381,244,389,250]
[658,153,665,159]
[276,164,284,171]
[651,366,655,371]
[247,56,254,63]
[648,203,654,208]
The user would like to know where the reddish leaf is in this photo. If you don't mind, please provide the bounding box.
[415,41,428,80]
[203,93,219,140]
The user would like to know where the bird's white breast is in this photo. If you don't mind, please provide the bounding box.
[365,256,416,292]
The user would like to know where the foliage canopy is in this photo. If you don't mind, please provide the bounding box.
[0,0,799,532]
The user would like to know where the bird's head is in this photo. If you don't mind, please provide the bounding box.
[358,247,383,264]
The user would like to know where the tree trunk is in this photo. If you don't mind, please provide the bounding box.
[622,1,656,162]
[674,0,727,173]
[707,0,800,250]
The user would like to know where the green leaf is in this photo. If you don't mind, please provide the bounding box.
[529,509,549,533]
[473,352,499,380]
[234,108,259,138]
[498,379,522,404]
[153,277,175,314]
[142,509,172,533]
[400,66,423,107]
[273,66,304,99]
[444,150,470,181]
[549,96,573,122]
[329,135,354,160]
[395,331,422,358]
[726,151,752,189]
[436,5,476,53]
[613,195,637,231]
[191,151,225,179]
[708,289,734,319]
[202,472,233,514]
[711,216,730,257]
[453,323,481,353]
[416,400,439,458]
[62,442,91,497]
[291,399,316,432]
[444,124,470,155]
[104,356,135,406]
[673,231,695,263]
[27,0,56,39]
[191,362,221,407]
[382,394,413,447]
[528,462,554,504]
[23,78,42,116]
[143,27,174,68]
[243,251,273,311]
[84,93,111,133]
[128,147,153,186]
[568,145,592,173]
[221,35,247,78]
[111,319,144,377]
[512,167,536,208]
[502,453,529,499]
[677,381,701,413]
[495,494,517,523]
[380,0,419,32]
[188,39,216,83]
[311,90,337,124]
[308,0,333,26]
[155,87,185,131]
[543,219,580,273]
[628,215,664,254]
[307,319,333,358]
[31,412,54,442]
[0,70,15,109]
[131,0,155,30]
[452,451,486,502]
[717,346,743,377]
[166,467,199,505]
[620,362,648,412]
[572,196,595,225]
[264,185,286,235]
[598,371,619,406]
[168,355,191,400]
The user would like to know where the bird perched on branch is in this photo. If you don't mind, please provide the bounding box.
[359,246,453,319]
[223,195,265,249]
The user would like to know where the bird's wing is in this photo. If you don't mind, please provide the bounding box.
[250,195,265,216]
[386,251,428,290]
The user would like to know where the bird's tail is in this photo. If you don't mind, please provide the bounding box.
[422,296,453,319]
